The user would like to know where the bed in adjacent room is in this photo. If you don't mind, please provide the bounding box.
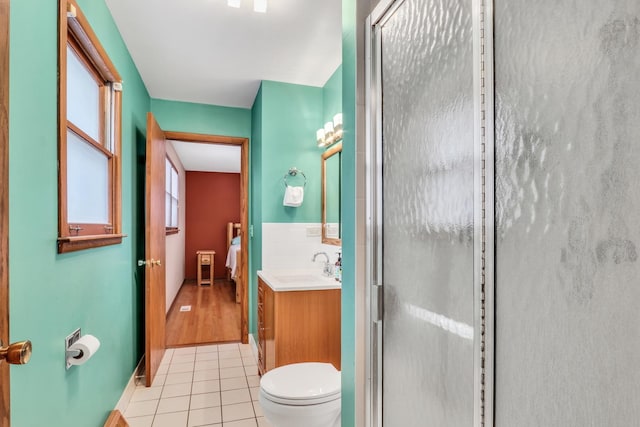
[225,222,243,304]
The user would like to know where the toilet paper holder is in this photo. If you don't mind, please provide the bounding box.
[66,348,83,358]
[65,328,101,369]
[65,328,82,369]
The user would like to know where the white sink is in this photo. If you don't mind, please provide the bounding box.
[273,274,328,284]
[258,270,341,292]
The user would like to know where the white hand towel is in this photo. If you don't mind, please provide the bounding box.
[283,185,304,207]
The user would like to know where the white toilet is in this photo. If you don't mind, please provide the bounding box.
[259,362,341,427]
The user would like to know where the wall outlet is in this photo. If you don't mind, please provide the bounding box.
[326,224,339,238]
[306,225,321,237]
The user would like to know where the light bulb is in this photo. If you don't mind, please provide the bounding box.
[316,128,326,147]
[333,113,343,140]
[324,121,334,143]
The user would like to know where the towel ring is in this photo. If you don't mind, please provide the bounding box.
[283,167,307,188]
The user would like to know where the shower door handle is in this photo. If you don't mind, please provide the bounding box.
[372,282,384,323]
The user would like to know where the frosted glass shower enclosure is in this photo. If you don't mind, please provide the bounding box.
[366,0,485,426]
[493,0,640,425]
[367,0,640,425]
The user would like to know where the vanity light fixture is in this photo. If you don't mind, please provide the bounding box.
[316,113,344,147]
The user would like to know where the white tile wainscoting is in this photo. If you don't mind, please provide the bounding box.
[262,222,340,271]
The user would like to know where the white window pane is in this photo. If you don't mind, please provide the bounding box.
[171,168,179,197]
[67,46,100,142]
[67,131,108,223]
[171,198,179,227]
[165,193,171,226]
[166,159,171,190]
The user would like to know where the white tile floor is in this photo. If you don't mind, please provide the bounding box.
[123,343,272,427]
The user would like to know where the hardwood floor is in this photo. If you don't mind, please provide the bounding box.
[166,279,241,347]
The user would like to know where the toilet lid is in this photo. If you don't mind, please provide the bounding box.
[260,362,341,404]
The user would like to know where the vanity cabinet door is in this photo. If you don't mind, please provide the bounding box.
[263,284,275,372]
[257,280,265,375]
[257,276,341,374]
[273,289,341,370]
[257,278,275,375]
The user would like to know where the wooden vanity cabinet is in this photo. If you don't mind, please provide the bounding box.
[257,277,341,375]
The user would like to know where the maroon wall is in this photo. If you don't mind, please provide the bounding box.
[185,171,240,279]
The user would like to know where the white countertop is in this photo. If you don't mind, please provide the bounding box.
[257,270,342,292]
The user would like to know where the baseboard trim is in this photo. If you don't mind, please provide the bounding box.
[166,278,187,318]
[114,358,145,414]
[248,333,259,362]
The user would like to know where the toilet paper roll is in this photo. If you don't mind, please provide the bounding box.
[67,334,101,366]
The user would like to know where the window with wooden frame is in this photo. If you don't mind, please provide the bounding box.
[57,0,124,253]
[165,157,179,234]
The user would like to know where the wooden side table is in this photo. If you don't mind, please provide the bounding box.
[196,250,215,286]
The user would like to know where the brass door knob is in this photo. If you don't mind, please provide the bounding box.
[139,259,162,267]
[0,340,32,365]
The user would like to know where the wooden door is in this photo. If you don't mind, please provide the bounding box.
[144,113,166,387]
[1,0,10,423]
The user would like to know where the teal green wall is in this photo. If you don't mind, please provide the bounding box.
[248,80,323,341]
[9,0,150,425]
[150,98,251,137]
[322,65,343,125]
[150,83,336,353]
[260,81,323,223]
[341,0,357,425]
[323,66,343,225]
[248,75,343,341]
[322,66,343,225]
[9,0,351,424]
[249,85,264,337]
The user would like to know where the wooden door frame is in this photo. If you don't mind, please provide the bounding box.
[1,0,10,423]
[164,131,249,344]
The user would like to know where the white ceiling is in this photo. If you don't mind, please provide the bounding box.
[170,140,241,173]
[105,0,342,108]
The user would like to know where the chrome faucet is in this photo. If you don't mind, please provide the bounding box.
[312,252,333,277]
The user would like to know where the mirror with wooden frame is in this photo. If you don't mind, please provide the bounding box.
[321,141,342,246]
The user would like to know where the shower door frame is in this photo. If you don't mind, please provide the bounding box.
[364,0,496,425]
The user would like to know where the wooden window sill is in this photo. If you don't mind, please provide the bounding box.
[57,233,126,253]
[166,227,179,236]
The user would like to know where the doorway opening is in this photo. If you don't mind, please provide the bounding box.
[163,131,249,348]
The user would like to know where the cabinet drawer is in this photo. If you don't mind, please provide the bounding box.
[200,255,212,265]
